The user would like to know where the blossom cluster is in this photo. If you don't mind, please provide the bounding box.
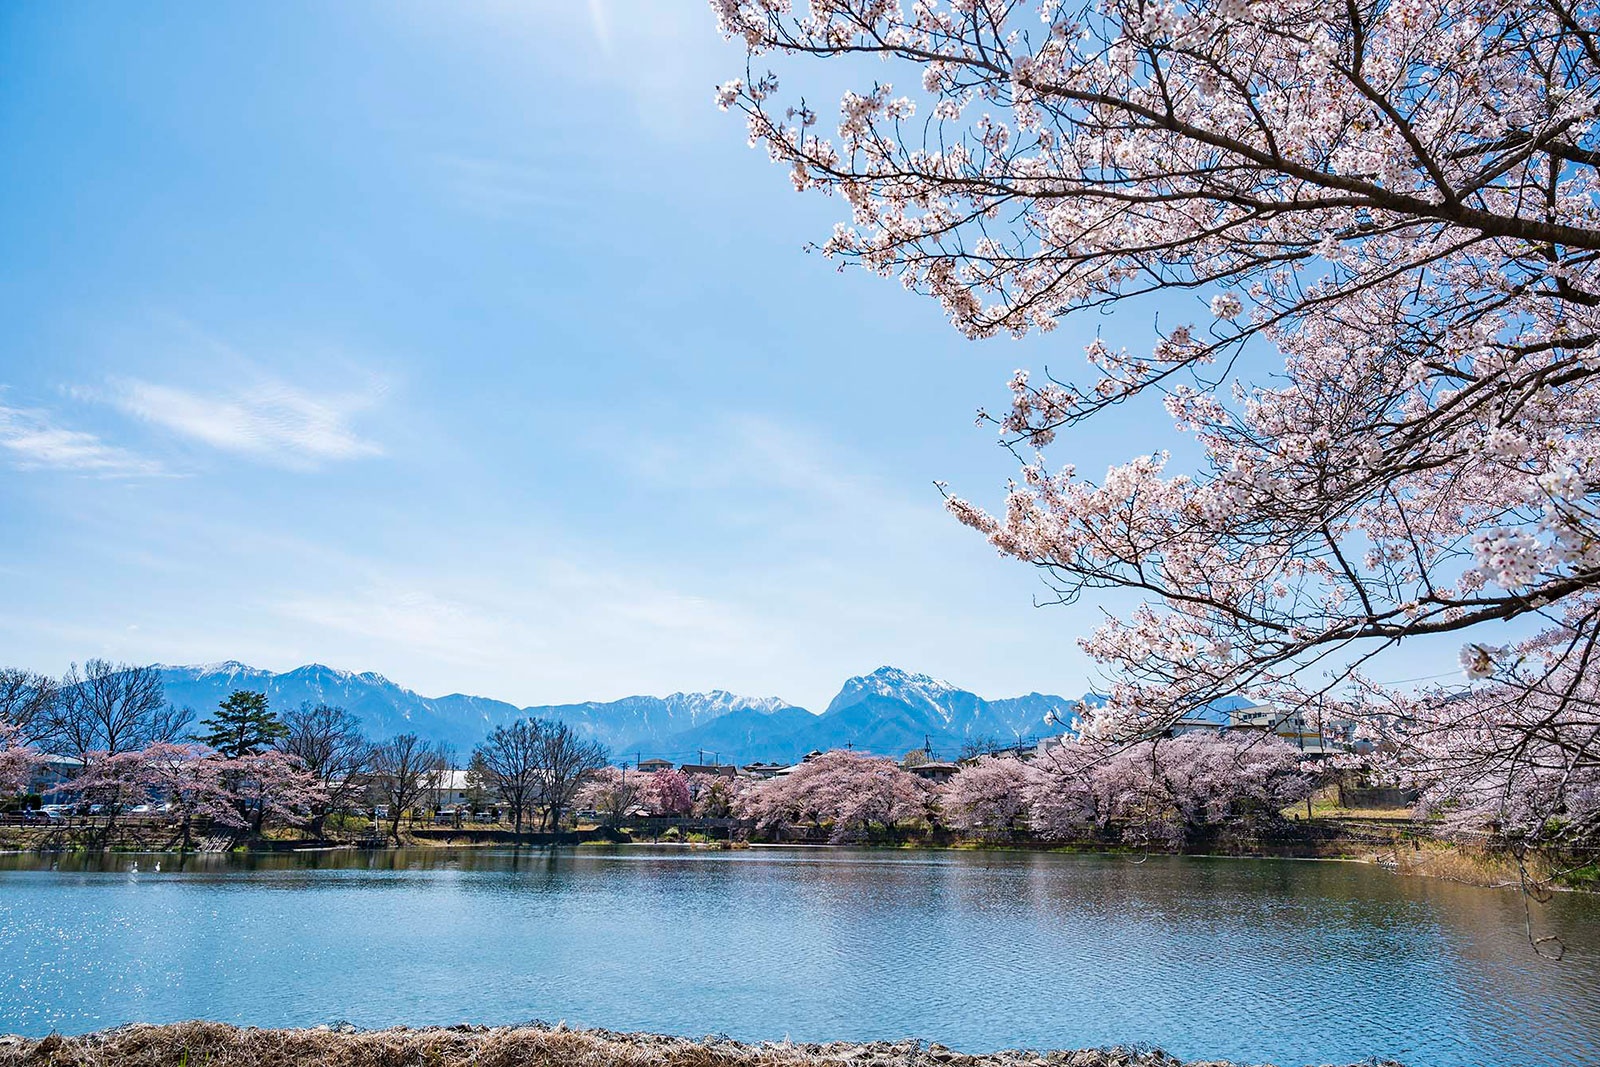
[712,0,1600,814]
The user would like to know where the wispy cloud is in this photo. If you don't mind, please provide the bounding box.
[436,155,581,221]
[105,377,384,468]
[0,402,165,477]
[586,0,613,56]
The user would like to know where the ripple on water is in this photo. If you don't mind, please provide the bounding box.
[0,848,1596,1067]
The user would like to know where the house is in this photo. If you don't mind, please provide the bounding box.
[680,763,736,779]
[634,758,675,774]
[961,739,1052,763]
[26,754,83,801]
[774,751,826,778]
[904,760,960,784]
[422,768,482,810]
[1164,708,1228,738]
[740,762,785,780]
[1226,703,1350,756]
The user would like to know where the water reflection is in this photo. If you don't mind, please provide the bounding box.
[0,847,1594,1067]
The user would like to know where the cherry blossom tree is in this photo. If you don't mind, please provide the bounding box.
[1160,732,1315,828]
[0,723,43,797]
[737,750,930,841]
[1027,732,1311,845]
[713,0,1600,849]
[689,771,744,817]
[1364,672,1600,850]
[63,749,154,839]
[644,768,693,816]
[226,749,323,834]
[577,766,645,828]
[941,755,1035,837]
[1027,741,1101,840]
[140,742,241,851]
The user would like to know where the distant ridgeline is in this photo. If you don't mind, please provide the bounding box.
[153,663,1097,764]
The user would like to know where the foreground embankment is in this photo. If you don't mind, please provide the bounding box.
[0,1023,1399,1067]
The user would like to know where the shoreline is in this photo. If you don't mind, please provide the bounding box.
[0,1020,1398,1067]
[1,836,1583,893]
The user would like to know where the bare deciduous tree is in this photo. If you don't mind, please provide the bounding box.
[370,733,443,843]
[533,719,607,831]
[473,719,543,834]
[47,660,190,762]
[280,702,373,836]
[0,668,58,747]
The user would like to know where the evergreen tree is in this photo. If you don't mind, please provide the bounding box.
[198,690,285,759]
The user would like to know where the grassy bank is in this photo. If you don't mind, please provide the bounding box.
[0,1021,1397,1067]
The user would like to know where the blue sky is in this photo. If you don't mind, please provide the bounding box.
[0,1,1258,710]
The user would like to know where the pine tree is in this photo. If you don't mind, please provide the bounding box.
[198,690,286,759]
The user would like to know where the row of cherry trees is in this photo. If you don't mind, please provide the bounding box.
[589,741,1315,846]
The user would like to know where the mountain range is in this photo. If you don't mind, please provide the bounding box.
[154,662,1090,764]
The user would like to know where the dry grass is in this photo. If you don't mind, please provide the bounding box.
[0,1022,1398,1067]
[1388,841,1600,891]
[1374,839,1544,888]
[1307,804,1416,821]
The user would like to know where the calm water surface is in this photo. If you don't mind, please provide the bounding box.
[1,846,1596,1067]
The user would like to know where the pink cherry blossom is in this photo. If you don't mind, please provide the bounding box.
[1027,732,1313,847]
[737,750,931,842]
[940,756,1035,837]
[0,723,42,797]
[643,768,693,816]
[223,749,323,831]
[712,0,1600,850]
[577,766,645,827]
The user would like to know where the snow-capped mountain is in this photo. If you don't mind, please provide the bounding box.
[523,690,803,754]
[150,662,1090,762]
[775,666,1081,760]
[156,662,522,751]
[824,666,979,721]
[153,664,804,756]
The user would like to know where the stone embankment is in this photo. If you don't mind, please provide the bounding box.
[0,1022,1401,1067]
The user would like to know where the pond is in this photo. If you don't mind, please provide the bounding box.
[1,846,1596,1066]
